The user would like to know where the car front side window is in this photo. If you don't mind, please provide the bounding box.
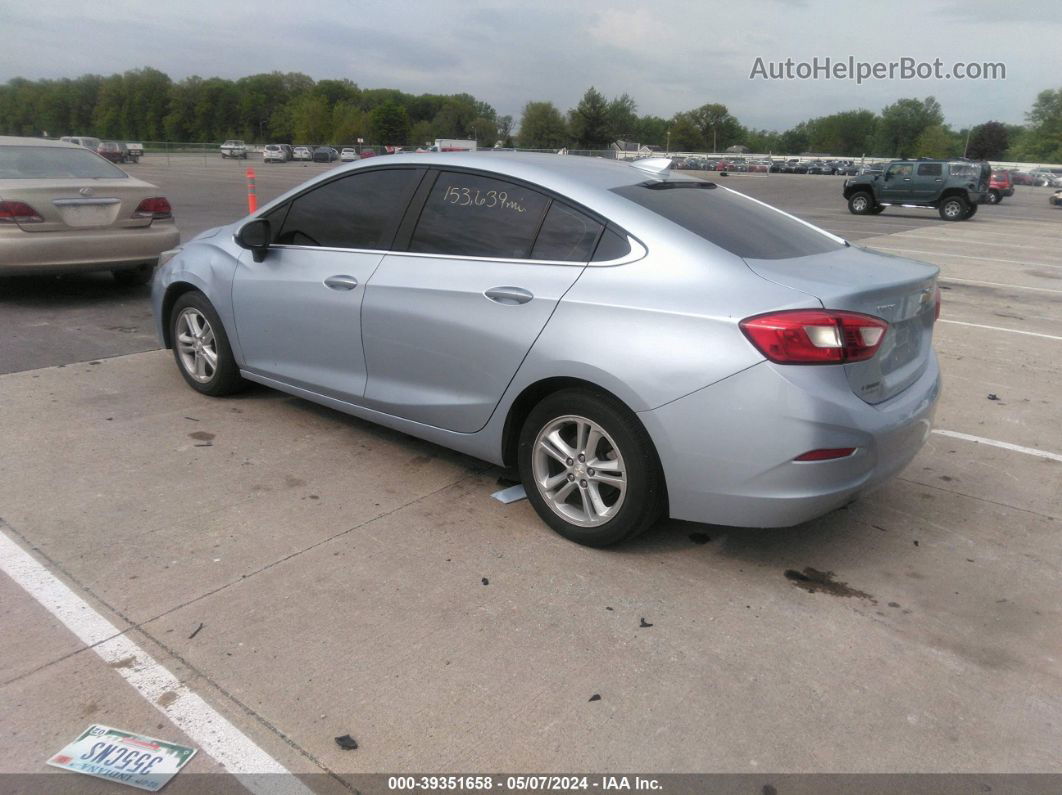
[276,168,422,250]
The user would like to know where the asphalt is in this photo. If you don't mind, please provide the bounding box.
[1,157,1060,790]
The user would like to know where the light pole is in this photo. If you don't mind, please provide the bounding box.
[666,129,670,155]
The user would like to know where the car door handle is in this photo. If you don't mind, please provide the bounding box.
[324,275,358,291]
[484,286,534,305]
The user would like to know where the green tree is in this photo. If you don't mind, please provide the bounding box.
[517,101,568,149]
[667,112,703,151]
[965,121,1009,160]
[569,87,610,149]
[913,124,958,158]
[1017,88,1062,162]
[687,103,741,151]
[605,93,639,143]
[291,95,332,143]
[369,101,411,144]
[874,97,944,158]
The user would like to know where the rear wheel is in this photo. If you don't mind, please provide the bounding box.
[847,192,875,215]
[518,389,664,547]
[939,196,968,221]
[169,292,246,396]
[986,189,1001,204]
[112,263,154,286]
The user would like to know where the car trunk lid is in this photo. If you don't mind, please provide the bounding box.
[0,178,157,232]
[744,245,939,404]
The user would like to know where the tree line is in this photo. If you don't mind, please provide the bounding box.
[1,68,1059,162]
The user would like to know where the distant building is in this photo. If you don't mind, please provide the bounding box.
[725,144,751,153]
[612,140,666,160]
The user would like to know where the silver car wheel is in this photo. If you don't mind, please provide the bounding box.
[943,199,963,218]
[851,195,868,212]
[175,308,218,384]
[532,414,627,528]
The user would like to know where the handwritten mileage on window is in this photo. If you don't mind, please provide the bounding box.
[443,185,527,213]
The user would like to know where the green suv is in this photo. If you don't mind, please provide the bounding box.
[843,159,991,221]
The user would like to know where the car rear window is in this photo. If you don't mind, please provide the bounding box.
[611,181,842,260]
[0,145,128,179]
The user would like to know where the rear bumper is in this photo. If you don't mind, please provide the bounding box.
[640,353,941,528]
[0,222,180,275]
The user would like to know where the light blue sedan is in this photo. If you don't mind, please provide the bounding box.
[152,153,940,546]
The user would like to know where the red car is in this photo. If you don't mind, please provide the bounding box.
[96,141,127,164]
[986,170,1015,204]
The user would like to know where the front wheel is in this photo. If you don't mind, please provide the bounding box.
[965,202,979,219]
[847,192,875,215]
[518,389,664,547]
[939,196,968,221]
[170,292,246,396]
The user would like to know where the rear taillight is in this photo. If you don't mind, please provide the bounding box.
[133,197,172,220]
[740,310,888,364]
[934,286,941,321]
[0,201,44,224]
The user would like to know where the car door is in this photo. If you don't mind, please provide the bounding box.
[231,167,424,402]
[911,162,944,200]
[361,170,604,433]
[880,162,914,202]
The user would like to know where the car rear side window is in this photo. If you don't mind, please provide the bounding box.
[591,227,632,262]
[276,168,421,250]
[917,163,942,176]
[611,182,842,260]
[531,202,603,261]
[409,172,549,259]
[0,145,127,179]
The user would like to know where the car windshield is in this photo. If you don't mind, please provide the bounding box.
[612,181,843,260]
[0,145,128,179]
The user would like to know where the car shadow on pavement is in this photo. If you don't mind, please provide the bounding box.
[0,272,152,305]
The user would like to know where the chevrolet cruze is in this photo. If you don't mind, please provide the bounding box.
[152,152,941,546]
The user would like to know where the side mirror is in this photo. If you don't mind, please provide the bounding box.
[236,218,271,263]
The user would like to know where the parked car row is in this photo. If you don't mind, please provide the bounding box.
[59,136,141,164]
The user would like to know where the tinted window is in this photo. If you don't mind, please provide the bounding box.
[276,168,420,249]
[531,202,602,261]
[591,227,632,262]
[917,163,942,176]
[0,145,127,179]
[410,172,549,258]
[887,163,913,177]
[611,182,842,260]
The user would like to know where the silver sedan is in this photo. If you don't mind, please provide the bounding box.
[152,152,941,546]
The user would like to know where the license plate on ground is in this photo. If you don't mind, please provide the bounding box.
[47,724,196,791]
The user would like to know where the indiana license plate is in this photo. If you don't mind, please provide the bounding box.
[47,724,196,791]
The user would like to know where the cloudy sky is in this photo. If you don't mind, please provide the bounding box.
[1,0,1059,130]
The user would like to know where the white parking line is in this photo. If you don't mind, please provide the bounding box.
[0,526,314,795]
[938,319,1062,340]
[940,277,1062,294]
[932,430,1062,463]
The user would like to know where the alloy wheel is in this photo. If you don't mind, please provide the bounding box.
[531,415,627,528]
[175,308,218,384]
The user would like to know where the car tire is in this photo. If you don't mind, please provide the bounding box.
[868,205,886,215]
[986,190,1001,204]
[518,389,664,547]
[169,292,246,397]
[939,196,968,221]
[965,203,979,219]
[112,263,154,286]
[848,192,875,215]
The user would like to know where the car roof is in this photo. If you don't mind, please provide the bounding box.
[336,151,700,193]
[0,136,84,149]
